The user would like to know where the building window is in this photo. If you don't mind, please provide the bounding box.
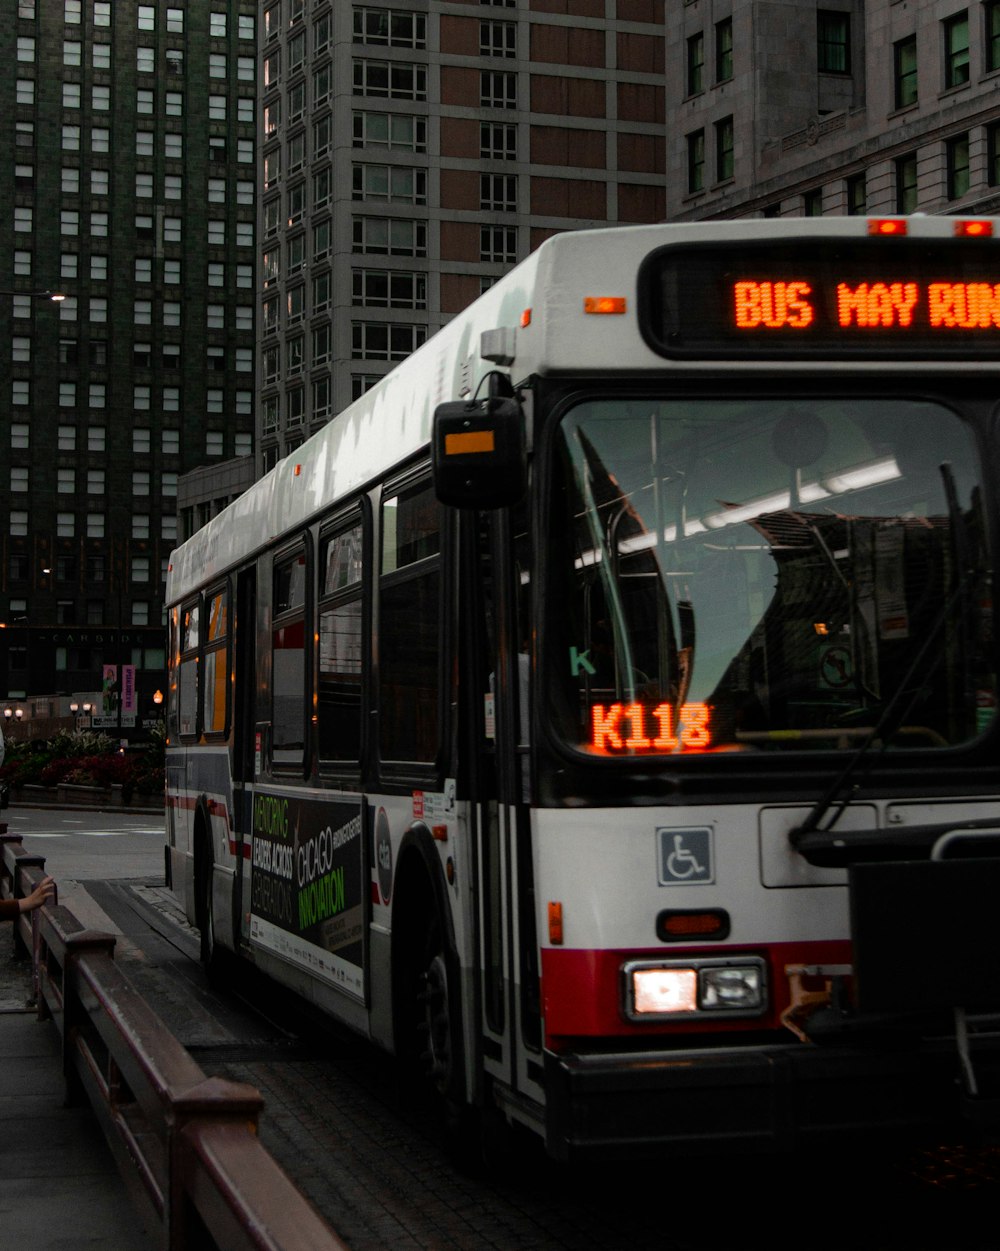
[715,18,733,81]
[353,59,427,100]
[481,70,517,108]
[895,152,918,213]
[353,270,427,309]
[817,10,850,73]
[946,132,970,199]
[943,12,970,88]
[803,188,823,216]
[894,35,917,108]
[354,216,427,257]
[715,116,735,182]
[480,173,517,211]
[687,129,705,193]
[353,164,426,204]
[352,321,427,361]
[480,121,516,160]
[481,20,516,57]
[355,112,426,152]
[687,32,705,95]
[988,1,1000,72]
[480,225,517,263]
[353,8,427,48]
[988,122,1000,186]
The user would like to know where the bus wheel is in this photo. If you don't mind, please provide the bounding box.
[417,930,452,1094]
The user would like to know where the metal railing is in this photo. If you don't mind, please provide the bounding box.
[0,832,348,1251]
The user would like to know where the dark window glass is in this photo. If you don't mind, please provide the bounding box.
[947,132,970,200]
[319,521,364,764]
[943,13,969,88]
[272,552,307,765]
[895,152,917,213]
[715,18,732,81]
[379,483,442,764]
[687,32,704,95]
[817,10,850,73]
[894,35,917,107]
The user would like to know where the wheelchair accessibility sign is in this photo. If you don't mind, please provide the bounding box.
[657,827,713,885]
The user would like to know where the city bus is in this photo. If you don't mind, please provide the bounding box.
[166,217,1000,1159]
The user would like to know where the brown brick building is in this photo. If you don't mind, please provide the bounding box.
[257,0,668,470]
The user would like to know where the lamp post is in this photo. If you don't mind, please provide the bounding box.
[69,701,92,729]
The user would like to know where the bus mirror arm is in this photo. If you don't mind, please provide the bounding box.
[431,384,527,511]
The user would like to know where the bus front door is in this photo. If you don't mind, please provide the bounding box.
[472,509,542,1129]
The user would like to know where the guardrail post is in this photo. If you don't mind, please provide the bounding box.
[166,1077,264,1251]
[58,929,117,1106]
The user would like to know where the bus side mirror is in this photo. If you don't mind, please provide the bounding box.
[431,395,526,510]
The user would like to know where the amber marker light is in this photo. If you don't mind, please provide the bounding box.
[955,219,994,237]
[293,463,302,476]
[867,218,908,236]
[548,901,564,945]
[520,308,532,327]
[584,296,627,315]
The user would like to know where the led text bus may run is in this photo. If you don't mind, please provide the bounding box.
[166,218,1000,1158]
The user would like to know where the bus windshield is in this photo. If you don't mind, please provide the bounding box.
[549,394,994,756]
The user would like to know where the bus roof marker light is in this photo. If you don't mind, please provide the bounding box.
[868,218,908,236]
[584,297,627,315]
[521,308,532,328]
[956,220,994,238]
[293,463,302,477]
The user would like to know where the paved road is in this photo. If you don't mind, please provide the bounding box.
[7,809,1000,1249]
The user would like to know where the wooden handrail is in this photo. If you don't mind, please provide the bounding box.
[1,832,346,1251]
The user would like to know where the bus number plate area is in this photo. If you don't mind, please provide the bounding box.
[850,857,1000,1012]
[639,239,1000,360]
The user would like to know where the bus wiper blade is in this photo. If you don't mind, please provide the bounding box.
[789,466,976,853]
[795,818,1000,868]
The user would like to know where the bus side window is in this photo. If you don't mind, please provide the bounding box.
[202,585,229,736]
[379,482,442,765]
[318,517,365,766]
[179,599,199,738]
[272,548,308,767]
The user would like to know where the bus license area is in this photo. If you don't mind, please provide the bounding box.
[733,279,1000,330]
[589,701,711,754]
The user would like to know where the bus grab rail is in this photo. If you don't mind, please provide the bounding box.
[0,833,347,1251]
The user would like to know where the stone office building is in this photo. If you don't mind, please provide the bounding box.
[667,0,1000,220]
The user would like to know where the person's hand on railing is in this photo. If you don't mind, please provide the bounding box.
[17,876,55,914]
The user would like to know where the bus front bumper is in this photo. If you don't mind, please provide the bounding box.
[544,1036,988,1161]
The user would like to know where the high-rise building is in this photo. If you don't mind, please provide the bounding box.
[257,0,669,469]
[0,0,257,730]
[667,0,1000,220]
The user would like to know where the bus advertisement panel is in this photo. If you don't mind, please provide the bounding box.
[249,791,366,1001]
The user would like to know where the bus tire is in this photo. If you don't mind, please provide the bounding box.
[393,856,468,1139]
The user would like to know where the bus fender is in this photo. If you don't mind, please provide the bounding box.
[390,821,467,1107]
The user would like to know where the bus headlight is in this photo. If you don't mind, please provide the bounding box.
[624,957,767,1021]
[700,964,764,1011]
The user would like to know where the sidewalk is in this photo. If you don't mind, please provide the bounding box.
[0,944,151,1249]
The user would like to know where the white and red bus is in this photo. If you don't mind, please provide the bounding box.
[166,218,1000,1158]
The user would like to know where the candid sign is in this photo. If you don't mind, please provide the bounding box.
[249,791,365,1000]
[638,239,1000,358]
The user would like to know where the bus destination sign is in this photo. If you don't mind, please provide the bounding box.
[638,239,1000,359]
